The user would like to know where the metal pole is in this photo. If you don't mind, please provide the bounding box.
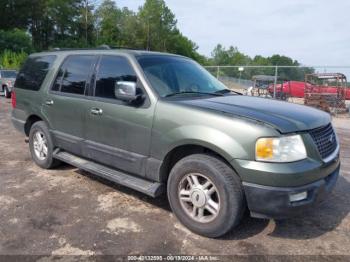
[273,66,278,98]
[216,66,220,79]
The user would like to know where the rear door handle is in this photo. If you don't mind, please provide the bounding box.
[45,100,54,106]
[90,108,103,115]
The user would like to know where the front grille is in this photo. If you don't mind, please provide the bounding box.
[309,124,337,159]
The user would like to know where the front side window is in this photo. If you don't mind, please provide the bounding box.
[137,55,228,97]
[52,55,95,95]
[94,55,137,99]
[15,55,56,91]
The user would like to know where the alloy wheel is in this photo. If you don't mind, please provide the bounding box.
[178,173,220,223]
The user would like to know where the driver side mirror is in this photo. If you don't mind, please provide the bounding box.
[114,81,143,104]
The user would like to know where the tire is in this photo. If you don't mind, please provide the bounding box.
[4,87,11,98]
[29,121,60,169]
[167,154,245,238]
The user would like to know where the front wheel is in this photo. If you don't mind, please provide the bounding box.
[167,154,245,238]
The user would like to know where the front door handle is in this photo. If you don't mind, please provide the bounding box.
[45,100,54,106]
[90,108,103,115]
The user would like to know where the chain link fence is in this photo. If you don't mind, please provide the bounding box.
[205,65,350,116]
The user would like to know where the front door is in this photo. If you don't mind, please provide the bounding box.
[83,55,154,176]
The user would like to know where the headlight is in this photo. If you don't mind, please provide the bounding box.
[255,135,307,162]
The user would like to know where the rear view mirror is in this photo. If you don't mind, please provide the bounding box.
[114,81,143,104]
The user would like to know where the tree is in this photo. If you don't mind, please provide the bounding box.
[118,7,143,48]
[138,0,177,51]
[210,44,252,77]
[80,0,98,46]
[211,44,251,65]
[137,0,202,61]
[0,29,32,53]
[0,0,312,73]
[95,0,121,46]
[0,0,30,30]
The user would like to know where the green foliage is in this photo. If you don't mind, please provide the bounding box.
[93,0,202,61]
[0,0,310,72]
[95,0,121,46]
[0,50,28,70]
[209,44,314,81]
[0,29,32,53]
[138,0,177,51]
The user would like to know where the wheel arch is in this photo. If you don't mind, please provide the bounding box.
[24,115,44,136]
[158,143,239,183]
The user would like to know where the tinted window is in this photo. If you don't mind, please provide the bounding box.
[15,55,56,91]
[137,56,227,97]
[53,55,95,95]
[95,56,137,99]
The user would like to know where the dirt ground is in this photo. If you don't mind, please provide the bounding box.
[0,95,349,259]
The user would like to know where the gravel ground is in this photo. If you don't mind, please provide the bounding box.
[0,96,349,259]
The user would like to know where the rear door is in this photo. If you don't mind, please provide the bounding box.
[42,54,97,156]
[83,55,154,176]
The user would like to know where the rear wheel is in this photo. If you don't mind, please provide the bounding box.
[167,154,245,238]
[29,121,60,169]
[4,86,11,98]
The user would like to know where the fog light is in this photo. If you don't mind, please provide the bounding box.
[289,191,308,202]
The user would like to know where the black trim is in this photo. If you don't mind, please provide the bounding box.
[51,130,149,176]
[83,140,147,176]
[145,158,163,181]
[50,129,165,181]
[11,117,26,134]
[53,150,164,197]
[243,165,340,219]
[51,130,84,156]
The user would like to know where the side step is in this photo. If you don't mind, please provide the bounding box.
[53,150,164,197]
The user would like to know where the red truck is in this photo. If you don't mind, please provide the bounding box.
[269,81,350,100]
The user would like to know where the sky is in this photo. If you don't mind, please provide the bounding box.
[114,0,350,67]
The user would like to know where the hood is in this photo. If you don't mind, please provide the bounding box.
[176,95,331,133]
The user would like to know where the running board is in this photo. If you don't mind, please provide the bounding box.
[53,150,164,197]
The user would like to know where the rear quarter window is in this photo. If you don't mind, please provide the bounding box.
[15,55,56,91]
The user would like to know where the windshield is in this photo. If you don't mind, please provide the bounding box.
[137,55,228,97]
[2,71,17,78]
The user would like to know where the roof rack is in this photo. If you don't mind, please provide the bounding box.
[49,45,146,52]
[50,45,109,51]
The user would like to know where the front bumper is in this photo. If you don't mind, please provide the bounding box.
[243,164,340,219]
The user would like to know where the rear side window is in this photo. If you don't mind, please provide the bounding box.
[15,55,56,91]
[52,55,95,95]
[94,56,137,99]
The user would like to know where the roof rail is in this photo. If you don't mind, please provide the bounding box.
[109,46,146,51]
[49,45,146,52]
[50,45,111,51]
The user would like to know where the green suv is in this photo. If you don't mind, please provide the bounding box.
[11,49,340,237]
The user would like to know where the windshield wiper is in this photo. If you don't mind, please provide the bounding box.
[165,91,223,98]
[215,89,242,95]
